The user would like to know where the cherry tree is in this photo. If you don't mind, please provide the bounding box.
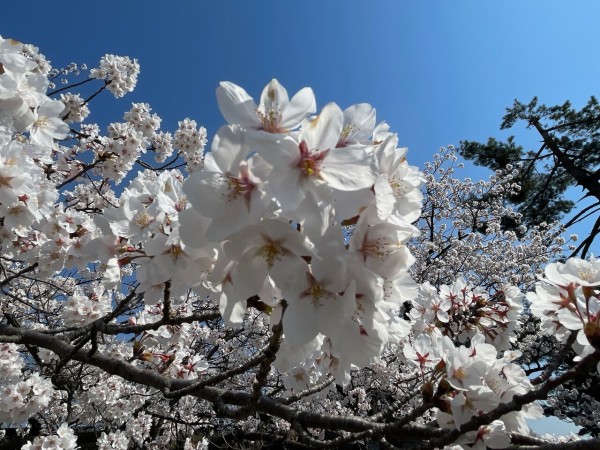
[0,36,599,450]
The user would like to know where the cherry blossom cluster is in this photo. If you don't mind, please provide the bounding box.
[21,424,77,450]
[172,79,426,384]
[60,93,90,123]
[90,54,139,98]
[0,39,66,256]
[409,278,523,350]
[529,257,600,366]
[405,333,542,437]
[173,118,207,170]
[0,343,54,425]
[411,147,569,291]
[72,77,425,387]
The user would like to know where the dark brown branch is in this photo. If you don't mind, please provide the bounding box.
[162,281,171,321]
[571,214,600,258]
[47,77,96,96]
[0,322,593,448]
[370,386,422,421]
[164,333,279,399]
[0,263,39,288]
[531,118,600,202]
[544,115,600,133]
[100,310,220,335]
[0,322,383,434]
[56,159,106,189]
[282,376,334,405]
[3,314,44,367]
[531,332,577,385]
[249,322,283,402]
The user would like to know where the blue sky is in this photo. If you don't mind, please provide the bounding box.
[4,1,598,169]
[2,1,598,434]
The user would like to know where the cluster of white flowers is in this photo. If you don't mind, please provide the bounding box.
[90,54,139,98]
[150,130,174,162]
[0,344,54,425]
[411,147,567,291]
[409,278,523,350]
[529,257,600,366]
[97,430,129,450]
[62,287,112,326]
[405,333,542,438]
[60,92,90,123]
[183,437,209,450]
[171,79,425,383]
[21,424,77,450]
[173,118,207,171]
[82,375,147,426]
[123,102,161,138]
[36,208,96,274]
[0,37,66,257]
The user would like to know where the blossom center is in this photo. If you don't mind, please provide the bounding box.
[0,175,14,187]
[226,175,254,201]
[175,198,187,212]
[134,211,152,228]
[301,273,334,307]
[453,367,467,381]
[337,123,355,146]
[33,117,49,129]
[388,175,407,197]
[260,238,284,268]
[257,108,282,133]
[309,282,326,299]
[297,140,328,177]
[168,245,184,262]
[578,267,598,283]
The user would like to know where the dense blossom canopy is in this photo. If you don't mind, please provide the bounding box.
[0,36,598,450]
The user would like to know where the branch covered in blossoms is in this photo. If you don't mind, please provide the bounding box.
[0,36,597,450]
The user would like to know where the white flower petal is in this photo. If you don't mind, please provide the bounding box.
[216,81,260,127]
[280,87,316,129]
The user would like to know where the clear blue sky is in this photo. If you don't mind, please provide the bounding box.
[3,0,599,435]
[4,1,598,169]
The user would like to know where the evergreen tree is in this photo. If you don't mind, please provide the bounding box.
[460,96,600,256]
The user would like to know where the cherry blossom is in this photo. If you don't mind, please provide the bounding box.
[90,54,140,98]
[216,78,316,133]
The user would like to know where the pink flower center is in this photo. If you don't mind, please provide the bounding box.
[226,175,254,201]
[297,140,328,177]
